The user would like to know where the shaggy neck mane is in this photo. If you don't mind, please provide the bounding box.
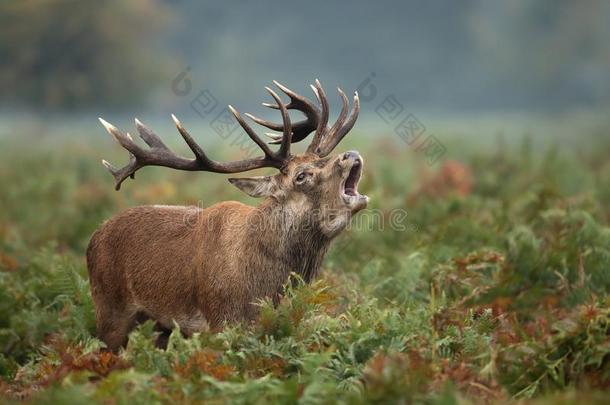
[246,198,332,283]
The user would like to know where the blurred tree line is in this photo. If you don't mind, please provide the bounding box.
[0,0,173,110]
[0,0,608,112]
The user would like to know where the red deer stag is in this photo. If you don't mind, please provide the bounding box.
[87,80,367,351]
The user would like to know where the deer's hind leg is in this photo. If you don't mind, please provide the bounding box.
[95,306,138,353]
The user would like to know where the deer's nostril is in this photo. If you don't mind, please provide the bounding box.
[343,150,360,161]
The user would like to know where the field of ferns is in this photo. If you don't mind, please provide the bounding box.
[1,126,609,404]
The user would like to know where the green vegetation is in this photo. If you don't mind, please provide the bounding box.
[0,130,609,404]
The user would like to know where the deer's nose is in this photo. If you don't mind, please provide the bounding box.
[342,150,361,162]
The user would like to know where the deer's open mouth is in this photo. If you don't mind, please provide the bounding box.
[344,161,361,196]
[341,158,368,210]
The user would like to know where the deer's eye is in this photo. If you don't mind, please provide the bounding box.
[295,172,308,183]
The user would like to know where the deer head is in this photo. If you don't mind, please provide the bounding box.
[98,80,367,237]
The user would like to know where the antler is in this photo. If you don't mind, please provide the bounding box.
[246,79,360,157]
[245,80,320,145]
[99,87,293,190]
[99,80,358,190]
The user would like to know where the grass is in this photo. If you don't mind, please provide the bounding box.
[0,126,609,404]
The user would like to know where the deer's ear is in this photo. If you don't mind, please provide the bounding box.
[228,176,277,198]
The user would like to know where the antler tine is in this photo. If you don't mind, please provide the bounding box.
[102,157,137,190]
[99,118,145,157]
[318,91,360,157]
[228,105,276,159]
[264,86,292,159]
[326,87,349,141]
[274,80,320,122]
[245,80,320,144]
[171,114,218,167]
[135,118,169,150]
[306,79,330,155]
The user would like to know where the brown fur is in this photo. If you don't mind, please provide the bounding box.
[87,152,367,351]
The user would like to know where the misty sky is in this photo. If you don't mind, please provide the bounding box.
[159,0,610,114]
